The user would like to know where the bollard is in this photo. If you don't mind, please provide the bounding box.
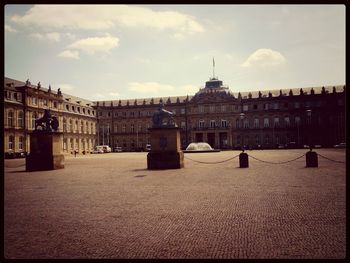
[306,150,318,167]
[239,152,249,168]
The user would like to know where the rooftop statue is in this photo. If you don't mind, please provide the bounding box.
[35,109,59,132]
[152,103,177,128]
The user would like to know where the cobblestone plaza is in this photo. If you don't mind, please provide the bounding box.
[4,149,346,259]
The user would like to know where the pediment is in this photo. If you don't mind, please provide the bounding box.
[190,91,234,103]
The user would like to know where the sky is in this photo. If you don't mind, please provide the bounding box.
[4,4,345,101]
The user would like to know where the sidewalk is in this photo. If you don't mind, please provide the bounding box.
[4,149,346,259]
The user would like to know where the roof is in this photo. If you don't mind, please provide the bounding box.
[4,77,95,107]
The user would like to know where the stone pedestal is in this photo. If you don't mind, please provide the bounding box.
[26,131,65,172]
[147,127,184,170]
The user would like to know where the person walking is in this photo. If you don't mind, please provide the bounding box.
[74,149,77,157]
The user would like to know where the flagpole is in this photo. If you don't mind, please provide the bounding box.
[212,57,215,79]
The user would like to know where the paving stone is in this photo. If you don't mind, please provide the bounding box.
[4,149,346,259]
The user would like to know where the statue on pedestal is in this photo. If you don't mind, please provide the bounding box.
[35,109,59,132]
[152,103,177,128]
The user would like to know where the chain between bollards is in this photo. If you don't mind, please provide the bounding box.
[184,154,240,164]
[317,153,345,163]
[248,153,306,165]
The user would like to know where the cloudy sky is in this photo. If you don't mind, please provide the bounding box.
[5,4,345,101]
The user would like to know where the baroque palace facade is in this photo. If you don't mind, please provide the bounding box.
[4,76,346,156]
[4,77,97,157]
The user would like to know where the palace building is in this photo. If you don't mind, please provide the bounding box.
[4,75,346,156]
[4,77,97,157]
[94,77,345,151]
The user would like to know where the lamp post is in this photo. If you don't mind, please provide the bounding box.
[239,113,245,149]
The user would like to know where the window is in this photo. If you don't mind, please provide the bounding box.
[243,105,249,111]
[75,120,79,132]
[264,118,269,128]
[243,119,249,128]
[72,106,75,112]
[255,135,260,145]
[122,124,126,133]
[253,104,258,110]
[77,107,81,113]
[295,116,301,126]
[274,117,280,127]
[43,99,48,106]
[198,105,204,113]
[221,120,227,128]
[8,135,14,150]
[131,124,135,133]
[236,135,241,145]
[86,122,88,133]
[181,121,186,128]
[305,101,311,108]
[88,109,91,115]
[99,111,103,117]
[265,135,270,144]
[284,117,290,127]
[83,108,86,114]
[66,104,69,111]
[273,102,279,110]
[181,108,185,114]
[172,109,176,115]
[254,118,259,129]
[294,102,300,109]
[32,97,37,105]
[70,138,74,150]
[236,119,240,128]
[210,120,216,128]
[210,105,215,112]
[108,111,111,117]
[19,136,24,150]
[16,93,22,102]
[199,120,205,128]
[18,111,24,128]
[90,123,94,134]
[81,121,84,133]
[264,103,269,110]
[7,111,14,127]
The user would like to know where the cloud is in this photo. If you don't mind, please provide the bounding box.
[67,34,119,54]
[5,24,17,32]
[241,48,286,68]
[58,50,80,60]
[29,32,62,42]
[10,5,204,35]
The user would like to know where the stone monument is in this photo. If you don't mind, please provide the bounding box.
[26,109,64,171]
[147,103,184,170]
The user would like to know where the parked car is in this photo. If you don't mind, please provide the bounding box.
[114,146,123,152]
[145,144,151,152]
[334,142,346,148]
[277,144,285,149]
[285,142,297,149]
[92,146,104,154]
[99,145,111,153]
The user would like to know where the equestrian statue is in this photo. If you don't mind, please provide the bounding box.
[152,103,177,128]
[35,109,59,132]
